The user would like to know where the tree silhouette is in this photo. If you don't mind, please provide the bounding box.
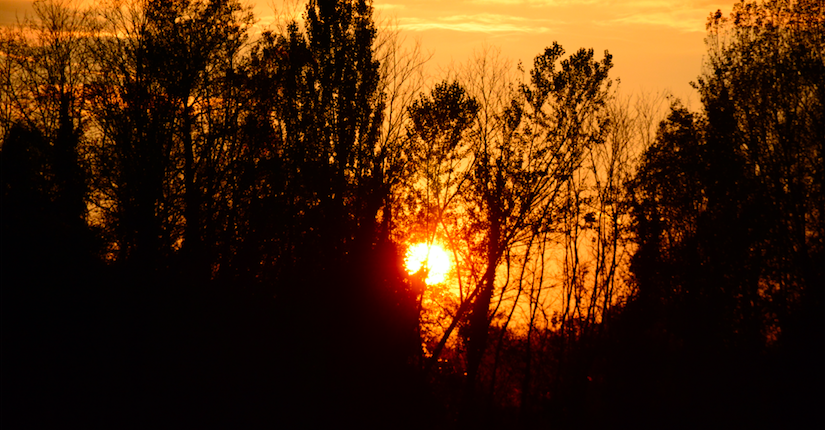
[1,4,108,423]
[461,43,613,418]
[622,1,824,426]
[85,0,254,273]
[399,43,614,423]
[1,0,92,241]
[241,0,428,423]
[4,0,821,427]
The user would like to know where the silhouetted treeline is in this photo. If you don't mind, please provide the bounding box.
[615,2,824,426]
[2,0,823,428]
[2,0,420,426]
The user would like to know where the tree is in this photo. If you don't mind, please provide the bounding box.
[1,0,93,236]
[243,1,431,423]
[247,0,386,277]
[624,1,824,425]
[400,43,614,421]
[701,0,824,345]
[1,3,110,425]
[406,79,479,369]
[630,0,823,352]
[464,43,613,411]
[86,0,255,271]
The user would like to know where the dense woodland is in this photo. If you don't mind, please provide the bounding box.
[1,0,823,427]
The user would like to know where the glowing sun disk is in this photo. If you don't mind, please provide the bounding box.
[405,242,451,285]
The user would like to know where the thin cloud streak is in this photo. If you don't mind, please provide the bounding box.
[468,0,599,5]
[600,1,731,33]
[439,13,562,25]
[397,15,556,33]
[383,0,732,34]
[375,3,407,10]
[606,11,710,33]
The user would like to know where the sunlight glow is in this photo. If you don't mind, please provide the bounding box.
[405,242,451,285]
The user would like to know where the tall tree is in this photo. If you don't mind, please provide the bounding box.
[252,0,385,280]
[625,1,824,425]
[630,0,824,353]
[402,43,614,420]
[0,3,108,425]
[1,0,93,236]
[463,43,613,412]
[700,0,824,344]
[247,1,429,423]
[407,79,479,368]
[86,0,254,271]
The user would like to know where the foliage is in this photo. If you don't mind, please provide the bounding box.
[630,0,824,352]
[622,0,824,426]
[2,0,821,427]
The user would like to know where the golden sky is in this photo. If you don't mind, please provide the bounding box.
[369,0,738,103]
[3,0,739,102]
[255,0,739,103]
[0,1,35,26]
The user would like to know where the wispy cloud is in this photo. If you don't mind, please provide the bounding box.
[397,13,560,33]
[607,11,706,33]
[375,3,407,11]
[378,0,732,34]
[600,2,729,33]
[439,13,560,24]
[468,0,599,5]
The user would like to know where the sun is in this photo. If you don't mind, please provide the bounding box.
[405,242,451,285]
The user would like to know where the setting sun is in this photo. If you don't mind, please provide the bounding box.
[405,242,451,285]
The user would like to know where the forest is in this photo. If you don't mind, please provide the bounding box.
[1,0,822,427]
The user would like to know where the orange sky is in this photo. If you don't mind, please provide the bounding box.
[2,0,739,102]
[254,0,740,104]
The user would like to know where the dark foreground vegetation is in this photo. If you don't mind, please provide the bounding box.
[2,0,822,427]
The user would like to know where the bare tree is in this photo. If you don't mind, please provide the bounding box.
[1,0,94,226]
[373,19,430,240]
[402,43,614,419]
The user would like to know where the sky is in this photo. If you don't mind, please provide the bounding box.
[1,0,739,102]
[254,0,740,103]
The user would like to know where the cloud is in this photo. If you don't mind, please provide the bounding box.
[397,13,560,33]
[468,0,599,5]
[607,11,707,32]
[332,0,734,36]
[598,2,732,33]
[439,13,560,24]
[374,3,407,11]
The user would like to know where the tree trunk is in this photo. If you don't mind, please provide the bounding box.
[463,196,501,414]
